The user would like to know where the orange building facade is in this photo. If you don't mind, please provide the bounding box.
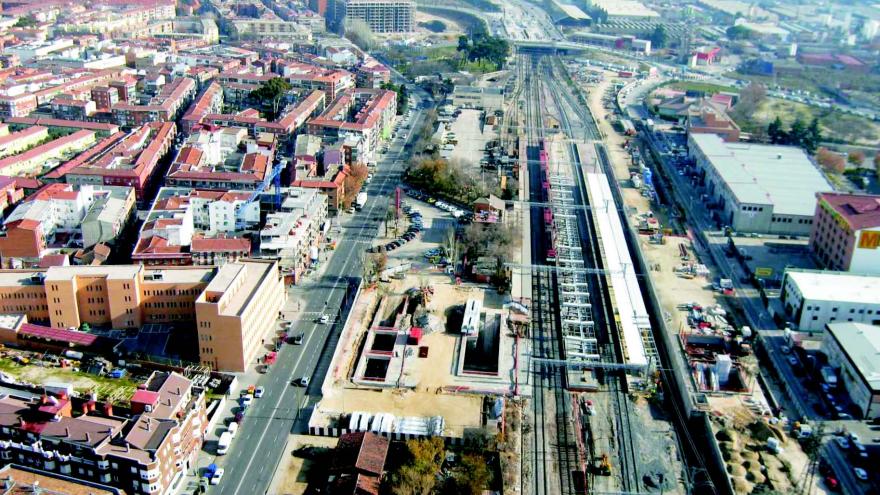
[0,259,284,371]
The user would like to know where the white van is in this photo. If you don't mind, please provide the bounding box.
[217,431,232,455]
[227,422,239,438]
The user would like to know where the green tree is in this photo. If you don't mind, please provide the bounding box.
[14,15,38,28]
[787,116,807,147]
[249,77,292,120]
[804,117,822,153]
[767,116,786,144]
[454,453,492,495]
[650,25,668,49]
[457,35,470,53]
[381,82,409,114]
[726,25,752,40]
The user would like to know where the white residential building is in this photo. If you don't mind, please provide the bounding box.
[258,188,327,280]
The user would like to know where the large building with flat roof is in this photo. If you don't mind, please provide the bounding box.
[688,133,832,235]
[822,322,880,419]
[0,260,284,371]
[780,269,880,332]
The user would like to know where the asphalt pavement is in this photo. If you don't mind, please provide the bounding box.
[209,91,432,495]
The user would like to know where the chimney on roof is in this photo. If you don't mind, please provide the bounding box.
[64,427,69,437]
[777,154,782,159]
[85,432,90,443]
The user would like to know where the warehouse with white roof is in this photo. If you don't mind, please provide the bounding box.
[780,269,880,332]
[822,322,880,419]
[688,133,833,235]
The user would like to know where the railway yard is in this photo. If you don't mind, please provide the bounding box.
[511,54,688,495]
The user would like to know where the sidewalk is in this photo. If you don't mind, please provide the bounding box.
[173,291,307,495]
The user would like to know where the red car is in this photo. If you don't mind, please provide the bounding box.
[824,476,839,492]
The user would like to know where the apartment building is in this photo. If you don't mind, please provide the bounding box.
[195,259,285,371]
[0,370,206,495]
[306,88,395,163]
[202,90,325,138]
[810,192,880,275]
[165,128,275,191]
[0,130,97,177]
[91,86,120,111]
[0,125,49,159]
[0,93,38,118]
[335,0,415,33]
[0,184,134,262]
[277,61,354,99]
[0,465,123,494]
[257,188,328,280]
[5,117,120,137]
[356,60,391,89]
[111,77,196,127]
[55,0,176,35]
[180,82,223,134]
[48,122,176,202]
[132,187,258,265]
[229,18,312,41]
[0,261,284,370]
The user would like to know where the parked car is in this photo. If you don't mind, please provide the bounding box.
[854,467,868,481]
[254,386,265,398]
[210,468,225,485]
[293,333,304,345]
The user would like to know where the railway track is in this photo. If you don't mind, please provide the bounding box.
[542,60,642,493]
[522,54,582,495]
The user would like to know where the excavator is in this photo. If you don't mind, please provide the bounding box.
[595,454,612,476]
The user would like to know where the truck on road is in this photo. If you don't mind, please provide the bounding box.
[355,192,367,210]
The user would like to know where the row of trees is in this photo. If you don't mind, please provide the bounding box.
[766,116,822,153]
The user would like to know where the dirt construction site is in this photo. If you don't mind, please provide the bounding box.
[576,66,825,494]
[308,197,526,440]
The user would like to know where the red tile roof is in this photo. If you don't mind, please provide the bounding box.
[333,431,389,477]
[38,254,68,268]
[19,323,99,346]
[191,236,251,253]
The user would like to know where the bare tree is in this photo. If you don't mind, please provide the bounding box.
[344,18,376,51]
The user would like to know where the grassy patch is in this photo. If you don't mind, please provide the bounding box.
[665,81,736,94]
[726,71,821,94]
[735,97,880,146]
[0,357,139,401]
